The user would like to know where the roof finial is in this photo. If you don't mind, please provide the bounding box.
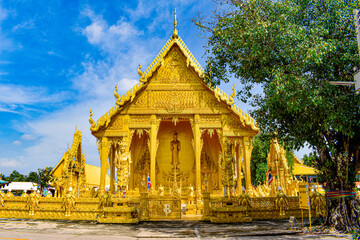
[172,9,178,39]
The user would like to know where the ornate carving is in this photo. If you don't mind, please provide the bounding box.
[151,91,200,112]
[132,92,148,108]
[201,115,221,123]
[130,115,150,123]
[152,48,199,85]
[108,115,124,130]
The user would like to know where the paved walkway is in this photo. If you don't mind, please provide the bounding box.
[0,218,352,239]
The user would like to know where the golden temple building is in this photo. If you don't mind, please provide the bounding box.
[88,12,259,199]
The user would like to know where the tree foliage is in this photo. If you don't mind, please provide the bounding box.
[302,152,318,167]
[7,170,24,182]
[197,0,360,232]
[250,133,270,185]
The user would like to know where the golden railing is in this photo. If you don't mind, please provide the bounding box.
[203,193,325,223]
[0,196,140,223]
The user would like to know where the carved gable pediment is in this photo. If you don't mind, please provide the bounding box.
[151,47,200,85]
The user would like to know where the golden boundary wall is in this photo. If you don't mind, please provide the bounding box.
[0,193,325,223]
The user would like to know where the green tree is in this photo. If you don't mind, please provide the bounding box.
[197,0,360,232]
[302,152,317,167]
[38,167,53,191]
[7,170,24,182]
[0,173,6,181]
[250,133,270,185]
[25,171,38,183]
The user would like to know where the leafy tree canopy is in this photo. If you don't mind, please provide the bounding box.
[302,152,318,167]
[196,0,360,231]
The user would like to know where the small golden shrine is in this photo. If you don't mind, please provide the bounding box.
[51,130,110,197]
[51,130,86,197]
[88,11,259,200]
[266,139,299,197]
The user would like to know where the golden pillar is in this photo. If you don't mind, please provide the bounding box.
[243,137,252,190]
[109,144,115,195]
[236,141,242,194]
[99,137,110,195]
[150,115,157,189]
[194,114,201,192]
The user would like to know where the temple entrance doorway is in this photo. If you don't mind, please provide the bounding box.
[156,119,195,196]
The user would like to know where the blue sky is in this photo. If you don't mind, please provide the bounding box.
[0,0,309,176]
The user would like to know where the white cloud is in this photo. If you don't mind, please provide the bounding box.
[81,8,142,53]
[13,140,21,146]
[12,19,35,32]
[0,106,19,113]
[21,134,37,141]
[0,84,69,111]
[0,158,21,168]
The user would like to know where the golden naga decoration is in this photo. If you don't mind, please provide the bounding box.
[114,84,121,105]
[89,109,95,129]
[138,62,147,83]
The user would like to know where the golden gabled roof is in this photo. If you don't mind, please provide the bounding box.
[89,13,259,133]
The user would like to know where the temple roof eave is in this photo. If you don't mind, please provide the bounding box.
[89,34,259,134]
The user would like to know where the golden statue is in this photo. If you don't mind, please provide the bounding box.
[158,185,164,197]
[220,143,235,197]
[170,132,181,166]
[311,191,325,216]
[188,185,195,204]
[26,191,40,216]
[0,191,4,207]
[63,188,76,217]
[99,192,112,218]
[238,193,251,215]
[275,191,288,217]
[116,143,132,196]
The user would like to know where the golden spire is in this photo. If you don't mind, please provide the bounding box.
[172,9,178,39]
